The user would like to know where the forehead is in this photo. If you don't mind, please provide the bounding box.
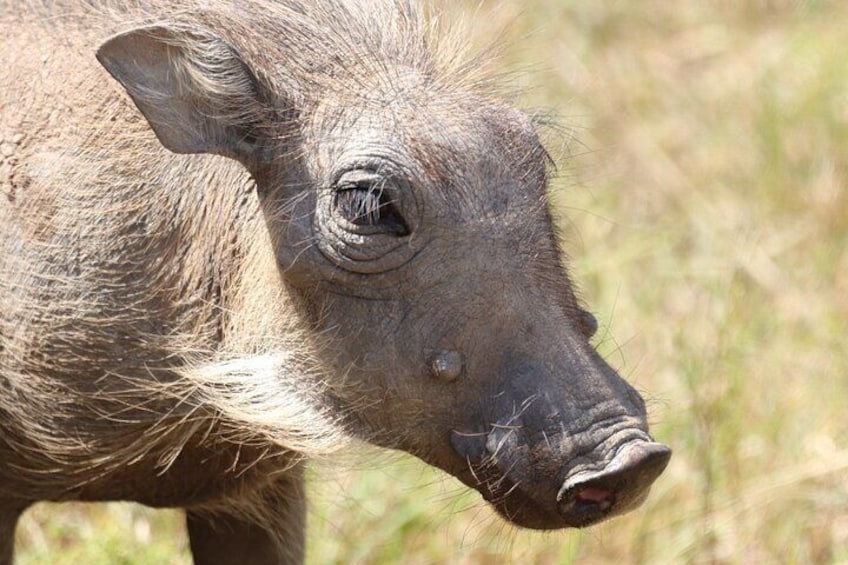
[311,83,550,197]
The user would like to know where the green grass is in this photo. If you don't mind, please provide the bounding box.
[14,1,848,563]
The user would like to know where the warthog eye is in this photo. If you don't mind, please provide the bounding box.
[314,166,420,275]
[334,175,409,236]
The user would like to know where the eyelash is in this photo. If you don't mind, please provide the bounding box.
[334,182,409,235]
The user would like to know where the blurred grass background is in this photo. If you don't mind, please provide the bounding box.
[14,0,848,563]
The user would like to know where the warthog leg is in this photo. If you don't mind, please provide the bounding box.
[186,465,306,565]
[0,503,28,565]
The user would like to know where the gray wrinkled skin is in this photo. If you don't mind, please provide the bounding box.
[0,1,669,563]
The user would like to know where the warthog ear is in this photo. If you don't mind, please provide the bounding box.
[97,24,271,163]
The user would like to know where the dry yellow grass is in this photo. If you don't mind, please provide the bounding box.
[14,1,848,563]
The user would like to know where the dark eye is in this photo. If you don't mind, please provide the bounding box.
[334,179,409,236]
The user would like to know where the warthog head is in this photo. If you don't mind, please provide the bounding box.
[97,5,669,529]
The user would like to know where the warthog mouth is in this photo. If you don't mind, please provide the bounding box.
[451,432,672,530]
[460,463,566,530]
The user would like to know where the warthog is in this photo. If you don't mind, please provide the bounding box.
[0,0,671,563]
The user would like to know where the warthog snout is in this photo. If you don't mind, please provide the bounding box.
[451,426,671,530]
[557,441,671,527]
[448,347,670,530]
